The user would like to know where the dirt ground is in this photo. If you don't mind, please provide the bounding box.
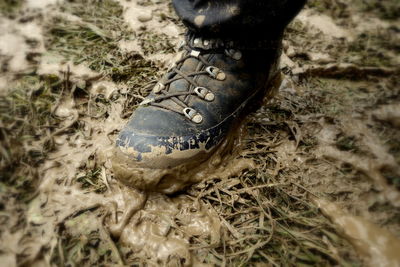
[0,0,400,266]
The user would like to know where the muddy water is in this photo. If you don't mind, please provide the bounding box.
[0,8,253,261]
[24,72,400,266]
[31,157,246,266]
[3,0,400,265]
[315,198,400,267]
[106,122,255,264]
[18,71,254,266]
[116,193,221,265]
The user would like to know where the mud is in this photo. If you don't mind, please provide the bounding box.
[111,120,255,194]
[117,194,221,265]
[317,118,400,208]
[1,43,254,267]
[315,198,400,267]
[0,17,45,93]
[26,0,63,9]
[1,0,400,266]
[30,150,232,265]
[297,10,352,40]
[108,118,256,257]
[372,104,400,129]
[26,150,225,266]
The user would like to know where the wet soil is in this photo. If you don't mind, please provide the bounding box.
[0,0,399,266]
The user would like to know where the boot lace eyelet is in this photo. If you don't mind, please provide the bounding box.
[194,87,215,102]
[146,40,231,121]
[183,107,203,124]
[206,66,226,81]
[225,49,242,60]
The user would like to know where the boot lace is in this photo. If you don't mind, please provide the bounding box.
[140,40,241,124]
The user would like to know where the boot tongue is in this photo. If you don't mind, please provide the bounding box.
[156,55,202,112]
[169,57,199,93]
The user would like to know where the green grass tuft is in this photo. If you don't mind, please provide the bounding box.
[0,75,66,200]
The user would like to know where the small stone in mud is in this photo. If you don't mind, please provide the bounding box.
[138,12,152,23]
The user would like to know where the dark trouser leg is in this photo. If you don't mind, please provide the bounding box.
[173,0,307,48]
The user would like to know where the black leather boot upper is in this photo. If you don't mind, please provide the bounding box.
[116,34,281,169]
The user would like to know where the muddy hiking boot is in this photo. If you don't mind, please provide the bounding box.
[112,33,283,194]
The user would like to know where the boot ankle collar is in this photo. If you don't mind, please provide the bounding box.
[185,31,282,51]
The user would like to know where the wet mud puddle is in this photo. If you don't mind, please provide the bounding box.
[103,122,255,265]
[12,71,399,266]
[106,114,400,266]
[32,86,399,266]
[26,114,255,265]
[2,0,400,265]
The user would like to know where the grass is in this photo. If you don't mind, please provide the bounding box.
[292,0,400,70]
[46,0,159,115]
[336,135,358,152]
[47,0,158,83]
[0,0,158,200]
[52,211,123,266]
[0,0,22,17]
[139,32,175,55]
[357,0,400,20]
[0,74,67,200]
[1,0,399,266]
[307,0,400,20]
[42,1,361,265]
[185,173,359,266]
[345,30,400,68]
[76,167,107,193]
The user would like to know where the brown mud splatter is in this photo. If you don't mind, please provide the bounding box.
[315,198,400,267]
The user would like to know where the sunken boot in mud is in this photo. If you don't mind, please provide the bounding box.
[112,34,282,194]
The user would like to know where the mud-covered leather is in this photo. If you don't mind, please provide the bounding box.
[116,36,281,168]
